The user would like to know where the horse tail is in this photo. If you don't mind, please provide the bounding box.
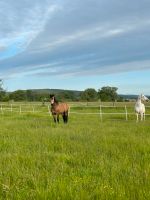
[65,110,68,123]
[62,112,66,123]
[62,111,68,123]
[65,104,69,123]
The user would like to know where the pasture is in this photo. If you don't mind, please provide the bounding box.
[0,102,150,199]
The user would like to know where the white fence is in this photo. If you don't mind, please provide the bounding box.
[0,104,150,121]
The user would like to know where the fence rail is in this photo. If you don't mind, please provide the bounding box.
[0,104,150,121]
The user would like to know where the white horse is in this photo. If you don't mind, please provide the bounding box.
[135,94,149,122]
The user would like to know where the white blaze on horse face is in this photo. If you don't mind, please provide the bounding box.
[50,97,55,104]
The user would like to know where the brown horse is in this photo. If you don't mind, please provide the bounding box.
[50,94,69,123]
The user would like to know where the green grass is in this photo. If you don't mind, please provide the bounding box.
[0,109,150,199]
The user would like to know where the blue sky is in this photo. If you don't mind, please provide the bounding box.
[0,0,150,94]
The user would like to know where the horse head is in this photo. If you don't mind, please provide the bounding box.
[140,94,149,102]
[50,94,55,105]
[50,94,58,105]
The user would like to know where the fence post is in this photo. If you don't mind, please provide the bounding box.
[68,106,70,116]
[125,105,128,121]
[11,104,13,112]
[32,106,35,113]
[48,105,51,116]
[1,105,3,114]
[20,105,22,114]
[100,104,103,122]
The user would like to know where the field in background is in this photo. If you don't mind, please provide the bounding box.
[0,102,150,199]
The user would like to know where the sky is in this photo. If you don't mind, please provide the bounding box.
[0,0,150,94]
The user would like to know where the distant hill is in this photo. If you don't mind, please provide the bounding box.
[119,94,138,100]
[30,88,82,97]
[120,94,150,100]
[28,89,82,101]
[31,88,81,95]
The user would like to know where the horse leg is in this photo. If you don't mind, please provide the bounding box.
[140,113,143,121]
[62,112,66,123]
[62,112,68,123]
[53,114,57,123]
[136,113,138,122]
[63,112,68,124]
[65,111,68,123]
[143,113,145,121]
[57,114,59,123]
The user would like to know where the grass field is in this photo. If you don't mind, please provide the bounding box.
[0,103,150,199]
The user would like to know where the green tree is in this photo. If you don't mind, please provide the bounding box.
[57,91,76,101]
[98,86,118,102]
[9,90,27,101]
[26,90,35,101]
[81,88,98,101]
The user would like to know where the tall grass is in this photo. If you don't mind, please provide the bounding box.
[0,110,150,199]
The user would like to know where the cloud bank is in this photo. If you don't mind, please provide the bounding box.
[0,0,150,80]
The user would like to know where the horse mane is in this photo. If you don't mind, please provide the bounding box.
[54,96,58,104]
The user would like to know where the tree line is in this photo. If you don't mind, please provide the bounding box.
[0,80,123,102]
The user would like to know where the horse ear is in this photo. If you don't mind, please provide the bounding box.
[50,94,54,98]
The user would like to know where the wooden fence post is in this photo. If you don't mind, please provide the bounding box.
[125,105,128,121]
[48,105,51,116]
[32,106,35,113]
[68,106,70,116]
[11,104,13,112]
[100,105,103,122]
[1,105,3,114]
[20,105,22,114]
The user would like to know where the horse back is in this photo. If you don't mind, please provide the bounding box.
[54,103,69,114]
[60,103,69,112]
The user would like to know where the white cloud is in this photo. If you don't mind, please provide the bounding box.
[1,0,150,82]
[30,17,150,53]
[0,1,62,55]
[1,58,150,80]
